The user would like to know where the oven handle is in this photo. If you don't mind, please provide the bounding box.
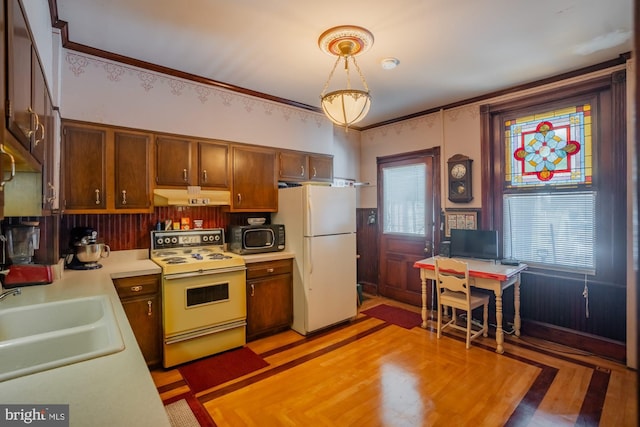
[165,319,247,345]
[164,265,247,280]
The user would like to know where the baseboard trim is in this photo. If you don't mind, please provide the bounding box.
[522,319,626,363]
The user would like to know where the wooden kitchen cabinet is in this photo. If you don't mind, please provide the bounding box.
[62,121,153,213]
[230,145,277,212]
[308,154,333,182]
[245,258,293,341]
[155,136,229,189]
[278,150,333,183]
[114,130,153,209]
[113,274,162,367]
[62,123,107,210]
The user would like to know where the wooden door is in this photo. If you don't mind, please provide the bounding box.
[377,149,440,306]
[231,145,277,211]
[114,130,152,210]
[198,141,229,189]
[155,136,192,186]
[30,48,46,165]
[62,124,107,211]
[6,0,32,151]
[309,154,333,182]
[279,151,308,181]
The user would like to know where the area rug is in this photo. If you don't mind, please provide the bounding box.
[164,393,216,427]
[361,304,423,329]
[178,347,269,393]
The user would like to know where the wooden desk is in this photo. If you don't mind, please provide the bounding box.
[413,256,528,354]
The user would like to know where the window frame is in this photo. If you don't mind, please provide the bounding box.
[480,71,627,283]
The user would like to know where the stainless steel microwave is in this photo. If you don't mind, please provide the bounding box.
[228,224,285,255]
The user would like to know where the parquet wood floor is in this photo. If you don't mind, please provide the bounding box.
[152,295,638,426]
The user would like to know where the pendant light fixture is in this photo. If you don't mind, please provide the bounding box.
[318,25,373,130]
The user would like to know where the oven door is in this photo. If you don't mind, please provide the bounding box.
[163,266,246,336]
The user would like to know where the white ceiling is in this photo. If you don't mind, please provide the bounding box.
[55,0,633,129]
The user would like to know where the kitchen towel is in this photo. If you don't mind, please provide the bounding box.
[178,347,269,393]
[361,304,423,329]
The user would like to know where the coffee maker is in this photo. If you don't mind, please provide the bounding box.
[65,227,110,270]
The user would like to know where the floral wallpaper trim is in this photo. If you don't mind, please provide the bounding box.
[64,51,326,128]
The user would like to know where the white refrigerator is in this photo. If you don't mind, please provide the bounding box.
[273,185,357,335]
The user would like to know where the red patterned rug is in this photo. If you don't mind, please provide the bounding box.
[178,347,269,393]
[361,304,423,329]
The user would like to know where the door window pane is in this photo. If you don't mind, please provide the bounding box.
[383,164,425,235]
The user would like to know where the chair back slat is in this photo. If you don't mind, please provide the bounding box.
[435,258,470,299]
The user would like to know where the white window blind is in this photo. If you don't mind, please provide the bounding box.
[503,192,596,273]
[383,164,426,235]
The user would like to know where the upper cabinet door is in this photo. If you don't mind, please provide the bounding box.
[62,125,107,210]
[279,151,308,181]
[115,131,152,209]
[231,145,277,212]
[6,0,33,152]
[198,141,229,189]
[309,154,333,182]
[155,136,193,186]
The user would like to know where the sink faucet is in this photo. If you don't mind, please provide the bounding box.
[0,288,21,301]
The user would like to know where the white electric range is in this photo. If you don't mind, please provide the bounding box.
[150,228,247,368]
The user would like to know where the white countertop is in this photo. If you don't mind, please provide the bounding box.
[0,250,170,427]
[241,251,295,263]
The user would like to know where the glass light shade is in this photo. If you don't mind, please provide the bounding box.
[321,89,371,127]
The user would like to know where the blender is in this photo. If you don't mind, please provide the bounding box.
[6,224,40,264]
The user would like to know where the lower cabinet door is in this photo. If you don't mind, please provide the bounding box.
[246,274,293,341]
[122,295,162,367]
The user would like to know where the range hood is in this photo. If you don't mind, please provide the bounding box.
[153,187,231,206]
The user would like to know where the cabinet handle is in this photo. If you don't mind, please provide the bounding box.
[300,165,304,176]
[0,145,16,187]
[250,284,255,297]
[266,268,274,273]
[147,300,152,316]
[27,107,44,146]
[313,167,317,178]
[94,189,101,205]
[237,193,242,205]
[183,168,188,182]
[202,169,208,183]
[46,182,56,205]
[121,190,127,205]
[130,285,143,292]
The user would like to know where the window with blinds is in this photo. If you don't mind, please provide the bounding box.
[503,192,596,273]
[382,164,426,235]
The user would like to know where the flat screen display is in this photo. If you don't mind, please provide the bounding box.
[449,229,499,260]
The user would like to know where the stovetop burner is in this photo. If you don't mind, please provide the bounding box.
[208,253,232,260]
[162,257,187,264]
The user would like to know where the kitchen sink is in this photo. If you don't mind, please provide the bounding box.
[0,295,125,382]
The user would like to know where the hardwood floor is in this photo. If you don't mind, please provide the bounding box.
[152,295,638,426]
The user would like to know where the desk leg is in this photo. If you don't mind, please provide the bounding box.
[514,275,521,338]
[420,273,428,329]
[495,290,505,354]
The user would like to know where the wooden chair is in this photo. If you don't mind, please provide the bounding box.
[434,257,490,349]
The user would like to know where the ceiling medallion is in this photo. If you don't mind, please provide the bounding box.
[318,26,374,130]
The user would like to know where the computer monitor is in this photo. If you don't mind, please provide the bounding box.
[449,229,499,260]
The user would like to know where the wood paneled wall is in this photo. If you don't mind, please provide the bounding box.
[356,208,378,295]
[56,207,269,255]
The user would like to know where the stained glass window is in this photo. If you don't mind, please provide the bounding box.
[504,104,592,188]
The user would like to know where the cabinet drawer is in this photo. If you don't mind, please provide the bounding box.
[246,258,292,279]
[113,275,160,298]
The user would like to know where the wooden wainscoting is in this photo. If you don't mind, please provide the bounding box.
[356,208,379,295]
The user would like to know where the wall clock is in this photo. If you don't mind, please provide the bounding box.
[447,154,473,203]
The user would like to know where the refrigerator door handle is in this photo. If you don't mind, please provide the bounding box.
[306,238,313,277]
[306,193,313,236]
